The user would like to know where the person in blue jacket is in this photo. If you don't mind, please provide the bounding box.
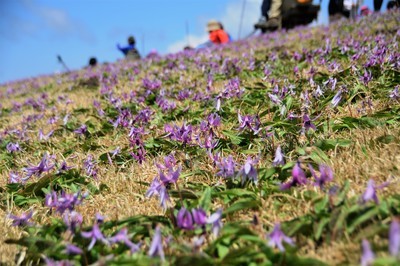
[117,36,141,60]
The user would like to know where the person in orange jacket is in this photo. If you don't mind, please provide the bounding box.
[207,20,230,45]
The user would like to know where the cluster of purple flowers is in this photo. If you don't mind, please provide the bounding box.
[164,122,193,145]
[280,161,334,190]
[175,206,223,236]
[45,190,87,214]
[24,153,55,180]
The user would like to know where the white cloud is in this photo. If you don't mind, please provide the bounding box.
[167,0,262,53]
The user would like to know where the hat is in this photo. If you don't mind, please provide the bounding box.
[207,20,221,31]
[360,5,369,10]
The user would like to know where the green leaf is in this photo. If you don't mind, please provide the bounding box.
[198,187,212,210]
[347,206,380,234]
[224,199,260,215]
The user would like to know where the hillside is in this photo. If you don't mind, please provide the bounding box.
[1,11,399,265]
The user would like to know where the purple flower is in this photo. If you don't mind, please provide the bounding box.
[192,208,207,226]
[24,153,54,179]
[360,69,372,86]
[74,124,87,136]
[145,177,171,211]
[207,209,223,236]
[148,226,164,261]
[6,142,20,153]
[83,155,98,179]
[331,90,342,108]
[238,157,258,185]
[216,156,236,179]
[389,219,400,257]
[361,179,379,204]
[63,211,83,233]
[109,228,141,253]
[268,93,282,105]
[267,223,294,252]
[238,112,261,134]
[58,161,73,173]
[81,223,109,250]
[361,239,374,266]
[65,244,83,255]
[309,164,334,189]
[8,211,33,227]
[164,123,193,145]
[389,86,400,101]
[159,166,181,186]
[272,146,285,166]
[302,114,316,132]
[39,129,54,141]
[44,258,73,266]
[45,190,86,214]
[9,171,24,184]
[280,161,308,190]
[176,207,194,230]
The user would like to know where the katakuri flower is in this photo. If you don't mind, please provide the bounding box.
[108,228,141,254]
[148,226,164,261]
[389,218,400,257]
[361,239,374,266]
[81,223,109,250]
[272,146,285,166]
[309,164,334,189]
[267,223,294,252]
[280,161,308,190]
[176,207,194,230]
[8,211,33,227]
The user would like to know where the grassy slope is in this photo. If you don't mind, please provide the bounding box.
[0,11,399,265]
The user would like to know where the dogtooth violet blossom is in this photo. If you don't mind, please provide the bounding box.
[389,218,400,257]
[216,155,236,179]
[272,145,285,166]
[237,157,258,185]
[6,142,20,153]
[308,164,334,189]
[207,209,223,236]
[148,226,165,261]
[361,239,375,266]
[65,244,83,255]
[81,223,109,250]
[361,179,380,204]
[176,207,194,230]
[146,177,171,211]
[280,161,308,190]
[45,190,87,214]
[73,124,87,136]
[24,153,54,179]
[267,223,294,252]
[8,211,34,227]
[63,211,83,233]
[108,228,141,254]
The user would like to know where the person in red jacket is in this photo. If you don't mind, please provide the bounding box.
[207,20,230,45]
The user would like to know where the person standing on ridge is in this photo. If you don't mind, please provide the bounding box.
[117,36,141,60]
[254,0,282,31]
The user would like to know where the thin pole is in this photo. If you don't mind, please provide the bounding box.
[57,55,70,72]
[238,0,246,40]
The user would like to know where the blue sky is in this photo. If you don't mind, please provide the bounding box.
[0,0,385,84]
